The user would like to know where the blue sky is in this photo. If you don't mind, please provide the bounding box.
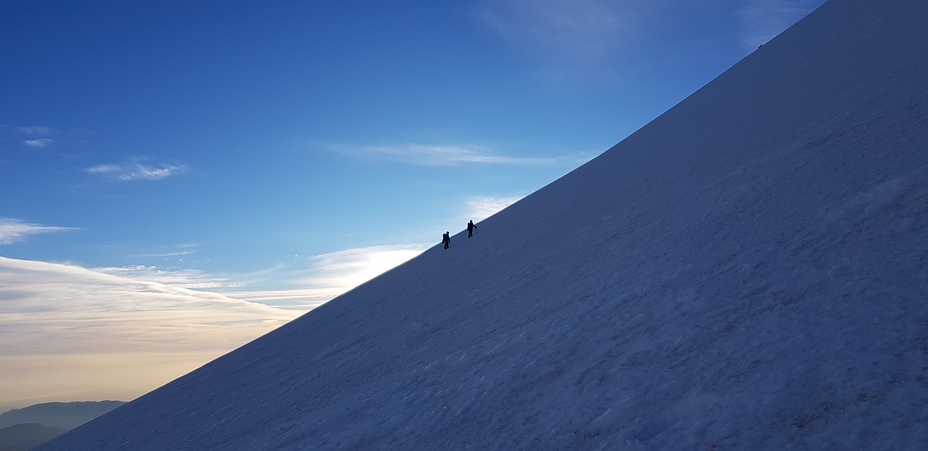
[0,0,824,409]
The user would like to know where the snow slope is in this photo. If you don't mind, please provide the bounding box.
[43,0,928,449]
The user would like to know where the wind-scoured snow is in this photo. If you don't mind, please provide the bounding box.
[43,0,928,449]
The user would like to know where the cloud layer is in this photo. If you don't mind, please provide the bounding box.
[0,257,296,356]
[0,256,299,409]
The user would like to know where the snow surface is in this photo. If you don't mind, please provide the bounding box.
[43,0,928,449]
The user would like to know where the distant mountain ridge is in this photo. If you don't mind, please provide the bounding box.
[0,401,124,450]
[0,423,65,451]
[0,401,125,431]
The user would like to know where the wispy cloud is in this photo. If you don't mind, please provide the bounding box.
[478,0,629,64]
[22,138,54,148]
[95,265,240,290]
[92,243,429,312]
[86,162,187,181]
[0,218,76,245]
[131,250,197,258]
[330,143,587,167]
[126,242,201,260]
[303,245,426,290]
[466,195,523,221]
[223,244,429,310]
[739,0,820,51]
[0,257,295,351]
[17,126,54,135]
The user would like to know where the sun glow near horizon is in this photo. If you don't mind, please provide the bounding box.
[0,243,429,412]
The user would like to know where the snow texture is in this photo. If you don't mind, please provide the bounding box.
[42,0,928,449]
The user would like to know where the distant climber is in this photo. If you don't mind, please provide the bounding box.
[442,231,451,249]
[467,220,477,238]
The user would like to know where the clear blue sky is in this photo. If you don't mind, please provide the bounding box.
[0,0,824,409]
